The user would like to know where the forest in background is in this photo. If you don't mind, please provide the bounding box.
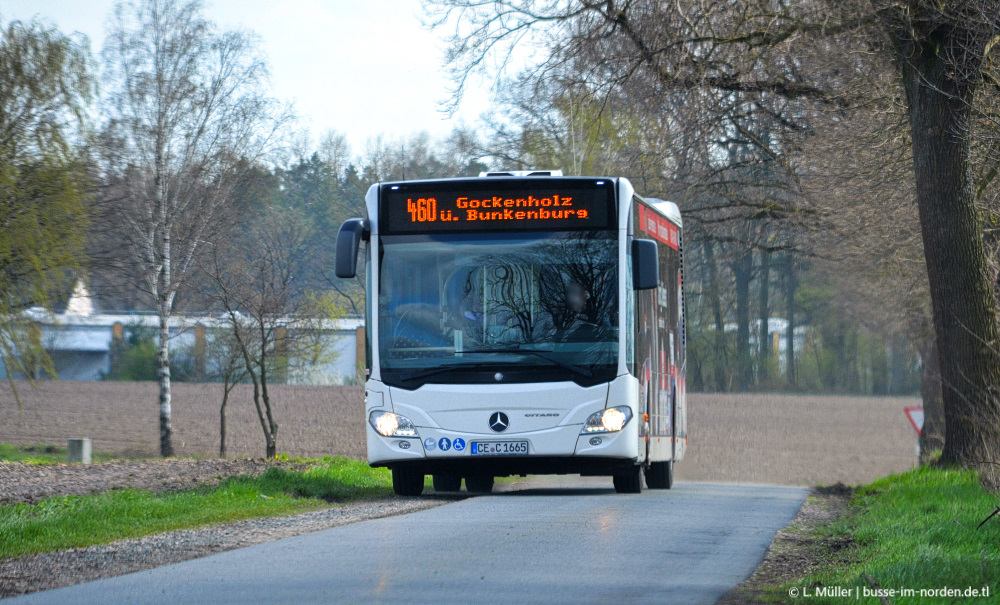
[8,0,1000,462]
[0,1,937,402]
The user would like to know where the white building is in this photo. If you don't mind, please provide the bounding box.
[2,283,365,383]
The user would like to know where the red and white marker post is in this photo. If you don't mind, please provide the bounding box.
[904,406,924,460]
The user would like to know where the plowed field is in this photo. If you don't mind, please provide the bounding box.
[0,382,919,486]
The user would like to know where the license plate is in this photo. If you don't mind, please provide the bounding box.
[470,441,528,455]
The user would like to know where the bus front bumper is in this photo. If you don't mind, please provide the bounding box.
[366,418,641,475]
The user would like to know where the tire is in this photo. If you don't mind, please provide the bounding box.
[391,467,424,496]
[465,474,494,494]
[432,473,462,492]
[613,466,643,494]
[645,460,674,489]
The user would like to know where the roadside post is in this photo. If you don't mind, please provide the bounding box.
[68,438,92,464]
[904,406,924,461]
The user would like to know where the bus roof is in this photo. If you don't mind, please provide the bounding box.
[644,197,682,228]
[377,173,606,188]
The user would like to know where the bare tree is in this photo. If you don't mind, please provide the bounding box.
[205,209,339,458]
[195,326,249,458]
[870,1,1000,465]
[98,0,291,456]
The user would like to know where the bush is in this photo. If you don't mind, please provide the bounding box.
[102,322,158,381]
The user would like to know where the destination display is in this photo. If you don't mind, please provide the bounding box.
[381,185,614,234]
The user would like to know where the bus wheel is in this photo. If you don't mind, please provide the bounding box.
[391,467,424,496]
[465,474,494,494]
[645,460,674,489]
[432,474,462,492]
[613,466,643,494]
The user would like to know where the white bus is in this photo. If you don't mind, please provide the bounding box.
[336,172,686,495]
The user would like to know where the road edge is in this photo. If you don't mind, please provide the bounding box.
[716,484,854,605]
[0,496,451,599]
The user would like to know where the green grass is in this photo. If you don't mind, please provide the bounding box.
[785,466,1000,604]
[0,443,122,464]
[0,456,393,559]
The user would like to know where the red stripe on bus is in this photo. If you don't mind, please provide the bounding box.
[638,205,679,250]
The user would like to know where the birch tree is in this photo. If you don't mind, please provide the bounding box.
[99,0,290,456]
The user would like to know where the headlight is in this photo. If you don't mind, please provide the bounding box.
[581,406,633,434]
[369,411,418,438]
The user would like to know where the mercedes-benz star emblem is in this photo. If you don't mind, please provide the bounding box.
[489,411,509,432]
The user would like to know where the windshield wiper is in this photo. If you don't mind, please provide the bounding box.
[398,349,595,382]
[460,348,593,378]
[399,362,499,382]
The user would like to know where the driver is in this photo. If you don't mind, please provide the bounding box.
[559,281,600,342]
[552,280,613,365]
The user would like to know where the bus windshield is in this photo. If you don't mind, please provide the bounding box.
[378,231,618,386]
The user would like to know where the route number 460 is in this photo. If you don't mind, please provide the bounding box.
[407,198,437,222]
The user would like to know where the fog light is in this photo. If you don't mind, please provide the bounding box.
[589,436,603,446]
[369,411,418,438]
[582,406,633,434]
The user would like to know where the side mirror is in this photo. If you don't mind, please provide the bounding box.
[335,218,370,278]
[632,238,659,290]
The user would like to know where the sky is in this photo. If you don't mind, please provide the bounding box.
[0,0,492,153]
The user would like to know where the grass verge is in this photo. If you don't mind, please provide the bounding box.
[0,457,393,559]
[745,466,1000,604]
[0,443,121,465]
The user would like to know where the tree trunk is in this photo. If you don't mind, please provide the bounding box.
[219,379,230,458]
[261,377,277,459]
[902,38,1000,466]
[785,254,797,389]
[733,250,753,391]
[704,241,727,391]
[758,250,771,385]
[229,313,277,460]
[157,307,173,457]
[920,337,946,463]
[247,367,272,458]
[259,335,278,458]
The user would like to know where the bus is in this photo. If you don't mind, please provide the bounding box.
[335,171,686,495]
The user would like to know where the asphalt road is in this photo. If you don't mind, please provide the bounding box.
[7,480,806,605]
